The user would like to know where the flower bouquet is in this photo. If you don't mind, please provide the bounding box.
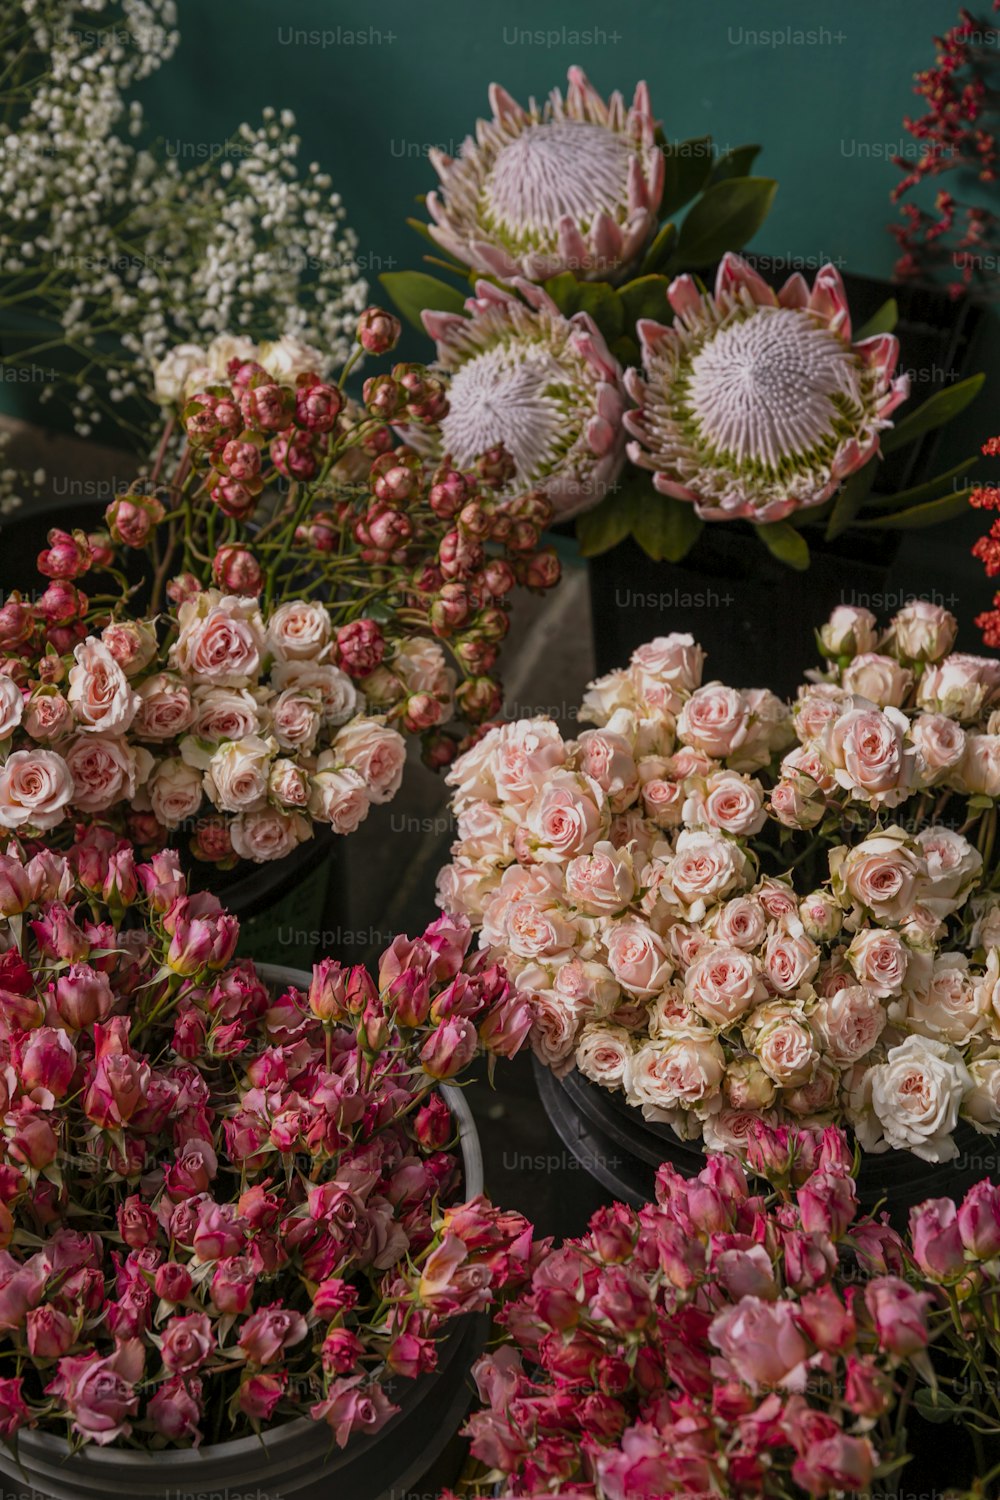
[0,826,534,1476]
[0,311,561,866]
[438,599,1000,1174]
[383,68,983,570]
[448,1120,1000,1499]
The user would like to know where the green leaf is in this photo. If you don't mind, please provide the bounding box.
[913,1388,972,1424]
[575,282,625,343]
[379,270,466,331]
[968,793,996,811]
[855,298,898,340]
[855,488,974,530]
[880,373,985,454]
[758,520,810,570]
[618,275,670,330]
[675,177,778,268]
[708,144,762,186]
[639,221,679,276]
[825,459,879,541]
[864,456,978,510]
[660,137,714,217]
[542,272,583,317]
[576,491,636,558]
[631,492,704,562]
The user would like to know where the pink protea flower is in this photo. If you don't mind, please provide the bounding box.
[423,280,627,520]
[624,253,911,523]
[425,68,664,283]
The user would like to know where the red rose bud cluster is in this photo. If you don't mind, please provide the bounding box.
[0,832,530,1451]
[456,1120,990,1500]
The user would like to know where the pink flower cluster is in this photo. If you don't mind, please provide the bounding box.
[453,1123,937,1499]
[438,602,1000,1163]
[0,830,531,1450]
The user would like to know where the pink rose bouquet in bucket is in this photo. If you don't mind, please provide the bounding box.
[438,601,1000,1165]
[0,828,535,1453]
[445,1122,1000,1500]
[0,308,561,865]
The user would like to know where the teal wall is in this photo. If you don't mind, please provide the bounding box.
[140,0,972,293]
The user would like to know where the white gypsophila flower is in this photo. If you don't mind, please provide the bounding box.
[421,279,627,520]
[425,67,663,283]
[0,5,366,439]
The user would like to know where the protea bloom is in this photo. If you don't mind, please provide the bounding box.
[624,254,911,524]
[423,280,627,520]
[425,68,664,283]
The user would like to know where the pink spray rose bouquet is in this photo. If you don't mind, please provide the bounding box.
[0,309,561,864]
[438,601,1000,1164]
[0,827,534,1451]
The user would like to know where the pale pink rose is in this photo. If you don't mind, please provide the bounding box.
[134,673,194,742]
[101,619,157,676]
[917,653,1000,722]
[435,855,497,921]
[205,735,274,813]
[770,775,825,831]
[711,895,768,951]
[492,719,567,805]
[664,920,712,972]
[972,895,1000,951]
[576,728,638,812]
[640,776,684,828]
[819,605,878,658]
[0,748,74,829]
[67,637,139,735]
[703,1106,778,1154]
[23,689,70,742]
[629,634,705,694]
[647,983,699,1038]
[0,677,23,739]
[605,920,672,998]
[841,653,912,708]
[813,984,886,1064]
[953,733,1000,797]
[625,1032,725,1111]
[575,1023,632,1088]
[528,989,583,1074]
[668,746,715,779]
[863,1034,971,1161]
[629,668,683,720]
[915,825,982,918]
[394,636,456,704]
[268,758,309,808]
[503,896,577,960]
[480,863,563,947]
[798,891,842,943]
[823,704,914,807]
[711,1296,812,1393]
[663,828,751,917]
[579,669,634,725]
[526,771,606,862]
[308,765,370,833]
[762,926,820,996]
[831,830,923,922]
[756,877,799,923]
[553,956,619,1016]
[270,660,358,725]
[444,725,504,809]
[963,1053,1000,1129]
[182,687,262,764]
[907,955,989,1046]
[794,684,852,745]
[564,842,635,915]
[65,736,150,813]
[148,757,204,828]
[910,712,966,783]
[265,600,331,663]
[684,771,766,836]
[171,591,265,687]
[331,719,406,805]
[847,929,908,996]
[723,1057,777,1110]
[784,1059,841,1116]
[270,686,322,752]
[753,1009,818,1087]
[731,689,794,773]
[677,684,749,758]
[781,743,837,792]
[230,807,312,862]
[890,601,957,662]
[684,944,763,1025]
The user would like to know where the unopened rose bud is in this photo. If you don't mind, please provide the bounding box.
[345,965,377,1016]
[36,580,86,626]
[0,596,33,650]
[506,520,539,554]
[241,381,291,433]
[799,890,842,942]
[438,529,484,581]
[212,545,262,596]
[403,692,444,733]
[428,468,469,519]
[476,607,510,644]
[456,676,502,723]
[429,582,472,637]
[481,559,515,597]
[454,638,498,674]
[475,444,516,489]
[336,619,385,677]
[220,439,262,482]
[37,528,91,580]
[166,573,202,606]
[819,605,878,659]
[308,958,347,1023]
[295,381,344,433]
[106,495,164,549]
[271,432,319,482]
[357,306,402,355]
[407,376,448,425]
[522,549,561,590]
[211,478,257,521]
[420,1015,477,1079]
[420,730,459,771]
[0,856,32,917]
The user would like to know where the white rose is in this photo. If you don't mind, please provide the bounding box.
[308,765,370,834]
[864,1034,971,1161]
[0,748,74,829]
[204,332,258,381]
[962,1051,1000,1130]
[0,677,24,740]
[327,720,406,805]
[205,735,275,812]
[153,342,207,405]
[230,807,312,863]
[257,333,327,383]
[575,1023,632,1089]
[265,600,332,663]
[270,660,358,726]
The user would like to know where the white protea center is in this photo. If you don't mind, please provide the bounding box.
[423,280,628,520]
[425,70,664,282]
[483,121,633,251]
[624,255,911,524]
[685,307,868,472]
[441,338,578,482]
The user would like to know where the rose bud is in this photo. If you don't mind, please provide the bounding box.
[106,495,164,548]
[481,559,516,597]
[6,1109,58,1169]
[420,1015,478,1079]
[212,544,262,596]
[0,595,33,650]
[308,958,347,1023]
[295,381,343,432]
[20,1027,76,1099]
[155,1262,194,1304]
[321,1327,364,1375]
[166,572,202,606]
[54,964,113,1029]
[357,306,402,355]
[958,1180,1000,1260]
[210,477,257,521]
[211,1257,256,1314]
[26,1305,74,1359]
[148,1377,203,1445]
[312,1278,359,1320]
[336,619,384,678]
[456,676,502,723]
[37,528,91,580]
[240,381,290,432]
[414,1092,454,1151]
[362,374,403,420]
[118,1196,159,1250]
[0,855,32,916]
[909,1198,966,1280]
[522,549,561,591]
[428,468,469,519]
[190,816,234,864]
[403,693,444,733]
[220,439,262,482]
[36,579,86,626]
[420,730,459,771]
[271,431,319,481]
[237,1372,288,1423]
